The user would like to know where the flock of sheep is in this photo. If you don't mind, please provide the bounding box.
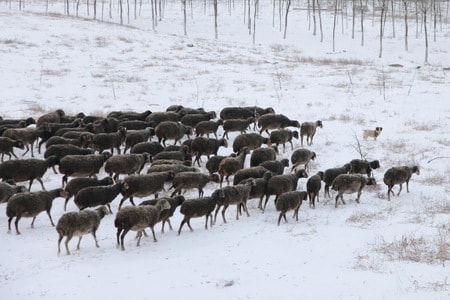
[0,106,420,254]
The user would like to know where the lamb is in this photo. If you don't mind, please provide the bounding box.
[218,147,250,187]
[212,180,254,224]
[190,137,228,167]
[0,156,60,191]
[56,206,110,255]
[177,196,216,235]
[0,181,27,203]
[322,164,351,198]
[259,159,290,175]
[331,174,377,208]
[205,154,235,175]
[269,129,299,152]
[2,127,40,157]
[130,141,164,156]
[275,191,308,226]
[363,127,383,141]
[219,107,256,120]
[300,120,323,147]
[262,169,308,212]
[232,133,269,153]
[115,199,171,250]
[169,171,219,197]
[349,159,380,177]
[145,110,186,127]
[222,117,256,139]
[306,171,324,209]
[123,128,155,153]
[233,165,270,185]
[250,146,278,167]
[240,171,273,209]
[6,188,66,234]
[0,137,24,161]
[59,152,112,187]
[155,121,193,147]
[91,127,127,154]
[74,183,123,213]
[152,145,191,162]
[138,195,185,233]
[180,111,217,127]
[383,166,420,201]
[44,144,95,160]
[36,109,65,127]
[104,153,151,181]
[257,114,300,135]
[64,176,114,211]
[195,119,223,139]
[290,148,317,172]
[118,171,175,210]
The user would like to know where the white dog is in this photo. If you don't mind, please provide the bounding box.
[363,127,383,141]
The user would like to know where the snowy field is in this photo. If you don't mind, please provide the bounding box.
[0,1,449,299]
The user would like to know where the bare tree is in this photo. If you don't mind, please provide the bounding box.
[312,0,317,36]
[317,0,324,42]
[404,0,408,51]
[352,0,356,39]
[333,0,338,51]
[248,0,252,35]
[391,0,395,37]
[151,0,155,29]
[119,0,123,25]
[253,0,259,44]
[360,0,365,46]
[214,0,218,39]
[182,0,187,35]
[421,0,429,63]
[378,0,387,58]
[283,0,291,39]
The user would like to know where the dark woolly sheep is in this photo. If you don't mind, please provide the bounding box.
[331,174,377,208]
[275,191,308,226]
[257,114,300,135]
[45,136,83,149]
[383,166,420,201]
[44,144,95,160]
[218,147,250,187]
[180,111,217,127]
[306,171,324,209]
[349,159,380,177]
[147,164,198,174]
[323,164,351,198]
[145,110,186,127]
[6,188,66,234]
[91,127,127,154]
[232,133,270,153]
[59,112,86,124]
[269,129,299,152]
[115,199,171,250]
[56,206,110,255]
[130,141,164,156]
[233,166,270,185]
[152,145,191,162]
[0,156,60,191]
[150,159,192,166]
[91,117,120,134]
[243,106,275,116]
[124,128,155,153]
[0,137,24,161]
[59,152,112,187]
[177,196,217,235]
[155,121,192,147]
[37,119,84,152]
[240,171,273,209]
[195,119,223,139]
[190,137,228,167]
[290,148,317,172]
[300,120,323,147]
[57,124,95,138]
[119,171,175,210]
[2,127,40,157]
[262,169,308,212]
[259,159,290,175]
[219,107,256,120]
[169,172,219,197]
[104,153,151,181]
[205,154,235,175]
[36,109,65,127]
[118,120,154,131]
[212,180,254,224]
[0,181,27,203]
[139,195,185,233]
[222,117,255,139]
[0,117,35,127]
[74,183,123,213]
[166,105,205,114]
[250,146,278,167]
[64,176,114,211]
[108,110,152,121]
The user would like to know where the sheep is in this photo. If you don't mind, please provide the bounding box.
[262,169,308,212]
[139,195,185,233]
[180,111,217,127]
[0,122,27,136]
[91,127,127,154]
[59,112,86,123]
[222,117,256,139]
[383,166,420,201]
[250,146,278,167]
[123,128,155,153]
[130,141,164,156]
[0,181,27,203]
[36,109,65,127]
[257,114,300,135]
[6,188,66,234]
[155,121,193,147]
[322,164,351,198]
[258,159,290,175]
[166,105,205,114]
[74,183,123,213]
[44,144,95,160]
[104,153,151,181]
[218,147,250,187]
[275,191,308,226]
[0,117,35,127]
[152,145,191,162]
[115,199,171,250]
[91,117,120,133]
[0,137,24,161]
[59,152,112,187]
[212,180,254,224]
[219,107,256,120]
[145,110,186,127]
[290,148,317,172]
[2,127,39,157]
[118,171,175,210]
[45,136,83,149]
[331,174,376,208]
[243,106,275,117]
[0,156,60,191]
[108,110,152,121]
[37,118,84,152]
[118,120,154,131]
[195,119,223,139]
[269,129,299,152]
[349,159,380,177]
[150,159,192,166]
[190,137,228,167]
[233,165,270,185]
[64,176,114,211]
[363,127,383,141]
[147,164,198,174]
[56,206,110,255]
[177,196,216,235]
[306,171,324,209]
[232,133,269,153]
[300,120,323,147]
[169,172,219,197]
[54,122,94,137]
[239,171,273,209]
[205,154,235,175]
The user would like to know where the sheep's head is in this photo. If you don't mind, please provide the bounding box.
[412,166,420,175]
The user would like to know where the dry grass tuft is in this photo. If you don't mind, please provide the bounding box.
[346,209,385,228]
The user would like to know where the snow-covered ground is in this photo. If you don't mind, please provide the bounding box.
[0,1,449,299]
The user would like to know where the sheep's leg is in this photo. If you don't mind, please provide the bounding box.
[116,228,122,247]
[36,178,46,190]
[46,210,55,226]
[397,184,403,196]
[15,216,22,234]
[57,234,63,255]
[186,219,193,231]
[120,229,129,250]
[262,195,270,212]
[294,208,300,221]
[355,190,362,204]
[136,231,142,246]
[64,197,70,211]
[242,201,250,217]
[178,220,186,235]
[300,135,304,147]
[277,213,283,226]
[335,195,340,208]
[7,217,13,233]
[27,179,34,192]
[76,236,83,250]
[11,151,19,160]
[92,231,99,248]
[257,196,264,209]
[22,145,30,156]
[213,205,221,224]
[65,235,73,255]
[222,204,229,223]
[406,181,410,193]
[149,226,158,242]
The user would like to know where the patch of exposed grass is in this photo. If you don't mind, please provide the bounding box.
[346,209,385,228]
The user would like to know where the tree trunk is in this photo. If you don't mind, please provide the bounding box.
[283,0,291,39]
[422,3,428,63]
[379,0,386,58]
[272,0,276,27]
[248,0,251,35]
[317,0,324,42]
[119,0,123,25]
[391,0,395,37]
[360,0,364,46]
[151,0,155,29]
[352,0,356,39]
[333,0,338,51]
[404,0,408,51]
[253,0,259,45]
[312,0,317,36]
[214,0,218,40]
[182,0,187,35]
